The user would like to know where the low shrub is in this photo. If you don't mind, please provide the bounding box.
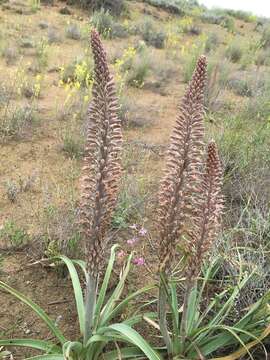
[182,40,205,82]
[90,8,113,38]
[0,220,29,248]
[79,0,125,15]
[66,23,81,40]
[222,15,235,33]
[227,77,253,97]
[47,27,62,44]
[205,33,219,53]
[261,25,270,48]
[60,56,93,88]
[205,58,232,111]
[60,128,84,159]
[140,19,167,49]
[113,45,150,89]
[225,8,257,22]
[200,10,225,25]
[0,104,37,139]
[126,55,150,88]
[143,0,199,15]
[255,48,270,66]
[225,41,243,63]
[1,46,19,65]
[90,9,128,39]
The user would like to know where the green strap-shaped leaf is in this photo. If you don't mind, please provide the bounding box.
[104,324,163,360]
[103,347,146,360]
[0,281,66,344]
[25,355,64,360]
[94,244,119,327]
[55,255,85,335]
[104,285,155,325]
[62,341,83,358]
[73,259,88,281]
[0,339,61,353]
[186,285,198,335]
[99,252,133,327]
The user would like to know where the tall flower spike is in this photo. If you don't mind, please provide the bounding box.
[186,141,223,278]
[80,29,123,277]
[157,56,207,272]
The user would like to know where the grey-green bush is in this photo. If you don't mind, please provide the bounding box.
[140,19,166,49]
[79,0,124,15]
[225,42,243,63]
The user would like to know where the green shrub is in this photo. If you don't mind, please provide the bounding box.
[261,25,270,48]
[127,55,150,88]
[228,77,253,97]
[61,131,84,159]
[225,41,243,63]
[35,38,49,71]
[200,10,225,24]
[205,32,219,53]
[205,58,232,111]
[0,104,37,139]
[222,16,235,33]
[79,0,125,15]
[0,220,29,247]
[143,0,199,15]
[111,22,129,38]
[90,9,127,39]
[140,19,166,49]
[60,56,93,88]
[91,8,113,38]
[182,41,205,83]
[225,9,256,22]
[255,48,270,66]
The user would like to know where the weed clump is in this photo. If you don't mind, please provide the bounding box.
[225,41,243,63]
[2,46,19,65]
[90,9,127,39]
[80,0,125,15]
[140,19,167,49]
[66,23,81,40]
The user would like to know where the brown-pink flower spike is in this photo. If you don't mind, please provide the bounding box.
[157,56,207,272]
[186,141,223,278]
[80,29,123,277]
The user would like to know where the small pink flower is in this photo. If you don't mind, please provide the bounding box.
[129,224,138,230]
[139,227,147,236]
[133,257,145,266]
[117,250,126,259]
[127,237,138,245]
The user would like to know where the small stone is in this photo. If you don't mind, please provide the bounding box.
[39,20,49,29]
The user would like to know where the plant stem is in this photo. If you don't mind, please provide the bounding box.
[158,272,172,355]
[84,272,97,346]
